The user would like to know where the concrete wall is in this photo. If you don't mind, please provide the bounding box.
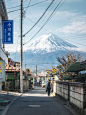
[53,81,86,115]
[69,82,86,109]
[56,81,69,100]
[15,80,20,89]
[4,79,31,92]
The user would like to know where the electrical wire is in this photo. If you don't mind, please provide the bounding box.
[25,0,61,38]
[8,9,21,13]
[25,0,31,13]
[60,37,86,46]
[7,5,21,9]
[11,15,20,20]
[6,0,86,48]
[7,0,50,12]
[25,0,86,47]
[24,0,58,38]
[23,0,55,37]
[26,16,86,40]
[23,0,64,45]
[23,0,27,3]
[23,63,57,65]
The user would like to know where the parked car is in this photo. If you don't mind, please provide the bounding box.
[41,81,48,88]
[39,81,42,84]
[34,80,37,84]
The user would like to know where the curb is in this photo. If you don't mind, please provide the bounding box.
[0,100,10,106]
[1,93,22,115]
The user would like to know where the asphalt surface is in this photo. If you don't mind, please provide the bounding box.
[5,86,76,115]
[0,91,22,115]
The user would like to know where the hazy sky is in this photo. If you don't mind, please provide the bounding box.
[5,0,86,53]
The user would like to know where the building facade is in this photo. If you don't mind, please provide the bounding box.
[0,0,8,64]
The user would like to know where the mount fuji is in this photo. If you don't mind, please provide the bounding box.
[10,34,86,71]
[25,34,77,54]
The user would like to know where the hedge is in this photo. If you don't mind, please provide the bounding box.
[66,62,86,72]
[63,75,72,80]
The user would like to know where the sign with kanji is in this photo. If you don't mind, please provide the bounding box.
[0,60,5,82]
[2,20,13,44]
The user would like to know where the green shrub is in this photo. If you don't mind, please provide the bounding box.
[75,74,86,80]
[63,75,72,80]
[7,77,14,81]
[66,62,86,72]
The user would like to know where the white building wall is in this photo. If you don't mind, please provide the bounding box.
[0,15,8,64]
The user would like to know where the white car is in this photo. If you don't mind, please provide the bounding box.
[41,81,48,88]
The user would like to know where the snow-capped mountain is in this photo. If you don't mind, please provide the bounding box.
[25,34,77,54]
[10,34,86,72]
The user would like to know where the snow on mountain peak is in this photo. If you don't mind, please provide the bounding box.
[25,34,77,54]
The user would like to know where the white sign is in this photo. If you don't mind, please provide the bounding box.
[0,60,5,82]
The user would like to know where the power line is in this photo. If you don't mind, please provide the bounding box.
[24,0,31,14]
[8,9,21,13]
[26,16,86,40]
[23,0,86,47]
[23,0,27,2]
[11,15,20,20]
[23,0,64,45]
[60,37,86,46]
[26,0,63,36]
[7,5,21,9]
[23,0,55,37]
[7,0,50,12]
[36,0,58,27]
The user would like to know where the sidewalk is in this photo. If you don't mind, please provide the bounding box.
[0,91,22,115]
[6,86,77,115]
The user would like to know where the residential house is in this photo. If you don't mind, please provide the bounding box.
[5,58,32,90]
[5,58,20,80]
[0,0,9,64]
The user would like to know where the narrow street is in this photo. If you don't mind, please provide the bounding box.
[6,87,75,115]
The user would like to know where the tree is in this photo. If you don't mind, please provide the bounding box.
[26,69,30,72]
[24,68,30,79]
[56,52,84,77]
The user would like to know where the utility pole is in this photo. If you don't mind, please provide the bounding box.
[20,0,23,93]
[52,63,53,69]
[36,65,37,81]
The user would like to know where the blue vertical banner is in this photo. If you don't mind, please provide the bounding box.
[2,20,13,44]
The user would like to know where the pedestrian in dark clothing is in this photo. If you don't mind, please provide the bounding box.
[46,80,52,96]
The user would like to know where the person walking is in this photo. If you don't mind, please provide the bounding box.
[46,80,52,96]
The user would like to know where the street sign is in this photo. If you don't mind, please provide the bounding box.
[0,60,5,82]
[2,20,13,44]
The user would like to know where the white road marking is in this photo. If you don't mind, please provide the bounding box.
[29,105,41,107]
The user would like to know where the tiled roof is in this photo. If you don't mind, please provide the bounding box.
[5,65,20,72]
[23,70,32,75]
[39,74,46,77]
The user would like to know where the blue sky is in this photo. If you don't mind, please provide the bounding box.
[5,0,86,53]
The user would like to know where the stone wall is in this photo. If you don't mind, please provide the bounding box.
[69,82,86,109]
[53,81,86,115]
[15,80,20,89]
[56,81,69,100]
[3,79,31,92]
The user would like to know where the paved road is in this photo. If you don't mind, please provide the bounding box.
[6,86,75,115]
